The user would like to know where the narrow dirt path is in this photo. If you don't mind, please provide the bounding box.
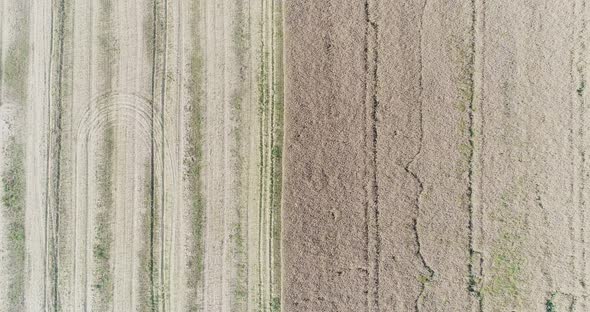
[26,1,53,311]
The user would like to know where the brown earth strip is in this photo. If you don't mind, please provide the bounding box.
[283,1,369,311]
[284,1,590,311]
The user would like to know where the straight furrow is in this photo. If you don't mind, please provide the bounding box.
[364,0,381,310]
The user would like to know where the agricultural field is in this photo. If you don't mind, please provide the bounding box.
[0,0,282,311]
[1,0,589,312]
[283,0,590,311]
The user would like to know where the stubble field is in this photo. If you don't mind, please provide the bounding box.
[1,1,589,312]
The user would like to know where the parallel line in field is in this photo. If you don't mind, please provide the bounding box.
[84,3,95,309]
[94,1,119,308]
[574,0,588,295]
[361,0,371,308]
[411,0,435,310]
[230,1,249,309]
[51,0,67,309]
[159,0,169,309]
[202,1,208,307]
[534,184,555,296]
[219,0,227,309]
[273,2,284,306]
[0,2,7,309]
[114,3,130,309]
[43,0,68,309]
[170,0,183,308]
[568,0,580,293]
[187,1,207,308]
[467,0,484,310]
[257,1,266,309]
[129,4,141,305]
[149,0,159,309]
[68,2,77,309]
[43,2,55,309]
[270,0,285,306]
[246,1,253,308]
[202,1,210,308]
[568,0,585,299]
[0,1,4,106]
[580,0,588,294]
[84,133,90,311]
[269,0,276,308]
[129,5,137,304]
[472,0,487,309]
[364,0,381,310]
[581,0,587,294]
[244,2,256,308]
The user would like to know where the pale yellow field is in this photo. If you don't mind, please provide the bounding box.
[0,0,282,311]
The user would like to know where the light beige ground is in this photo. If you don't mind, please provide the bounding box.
[0,0,282,311]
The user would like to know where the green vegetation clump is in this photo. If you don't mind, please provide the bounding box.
[92,0,120,306]
[269,5,285,309]
[138,163,157,312]
[486,232,525,298]
[482,182,529,310]
[451,30,475,115]
[92,129,115,309]
[577,81,585,97]
[468,274,479,295]
[1,4,30,101]
[545,293,556,312]
[4,39,30,102]
[230,213,247,308]
[270,296,281,312]
[229,4,250,311]
[183,3,206,311]
[3,10,30,103]
[417,274,431,284]
[1,137,26,309]
[184,98,205,310]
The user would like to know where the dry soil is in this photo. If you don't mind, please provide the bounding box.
[283,0,590,311]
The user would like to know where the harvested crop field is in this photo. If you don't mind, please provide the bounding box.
[1,0,282,311]
[0,0,589,311]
